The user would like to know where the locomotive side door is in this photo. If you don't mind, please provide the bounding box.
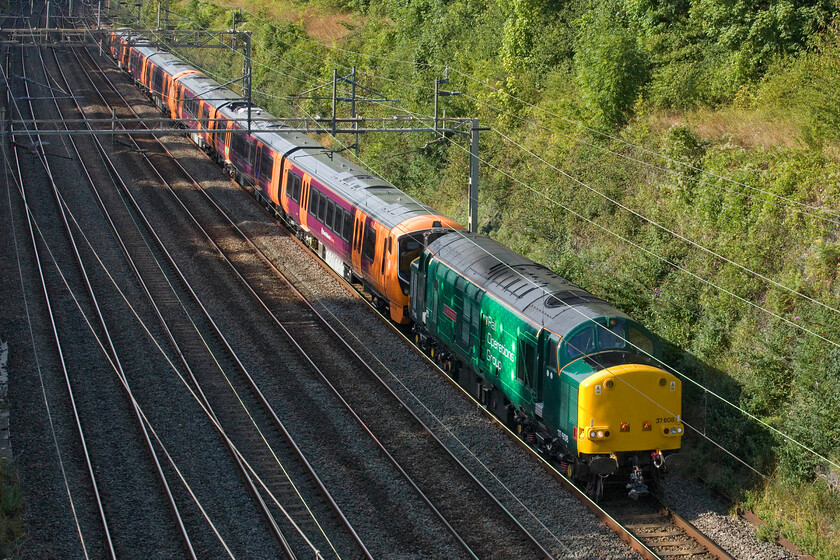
[538,332,560,423]
[538,331,559,407]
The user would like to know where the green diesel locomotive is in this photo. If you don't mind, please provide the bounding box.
[410,232,683,499]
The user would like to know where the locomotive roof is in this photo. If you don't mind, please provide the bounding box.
[427,232,629,336]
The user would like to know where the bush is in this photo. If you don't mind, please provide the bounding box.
[574,3,650,128]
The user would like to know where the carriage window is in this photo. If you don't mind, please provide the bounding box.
[309,188,320,214]
[325,201,335,230]
[318,193,327,222]
[566,328,594,359]
[246,136,254,167]
[327,204,344,236]
[362,224,376,261]
[599,320,627,351]
[229,131,252,166]
[286,171,302,202]
[343,211,353,242]
[152,67,163,92]
[230,131,241,156]
[259,148,273,181]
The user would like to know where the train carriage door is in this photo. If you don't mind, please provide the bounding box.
[299,174,311,231]
[382,233,397,300]
[361,219,377,277]
[351,211,364,274]
[223,121,232,163]
[169,79,180,118]
[280,161,292,214]
[375,229,389,290]
[196,101,203,133]
[206,106,217,149]
[268,149,281,205]
[141,59,149,89]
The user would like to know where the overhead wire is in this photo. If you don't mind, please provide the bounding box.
[321,94,840,468]
[2,39,238,556]
[140,7,838,476]
[7,32,342,555]
[235,8,840,225]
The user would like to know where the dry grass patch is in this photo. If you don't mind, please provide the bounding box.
[212,0,363,43]
[651,108,801,149]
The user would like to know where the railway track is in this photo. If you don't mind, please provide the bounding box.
[6,4,364,557]
[4,3,200,558]
[49,23,369,559]
[67,30,560,558]
[600,495,734,560]
[83,19,744,559]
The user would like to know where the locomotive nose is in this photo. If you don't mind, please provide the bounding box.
[577,364,682,454]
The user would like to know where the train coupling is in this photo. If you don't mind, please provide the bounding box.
[627,464,649,500]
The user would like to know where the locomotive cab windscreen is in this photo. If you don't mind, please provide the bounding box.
[564,318,656,363]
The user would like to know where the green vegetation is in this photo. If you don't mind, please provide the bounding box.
[126,0,840,556]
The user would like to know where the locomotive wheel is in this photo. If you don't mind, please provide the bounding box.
[429,346,436,360]
[586,474,605,502]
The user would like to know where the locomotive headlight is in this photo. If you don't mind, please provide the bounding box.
[677,427,683,434]
[670,427,677,434]
[588,428,610,440]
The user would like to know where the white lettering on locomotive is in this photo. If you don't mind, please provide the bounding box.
[486,334,515,363]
